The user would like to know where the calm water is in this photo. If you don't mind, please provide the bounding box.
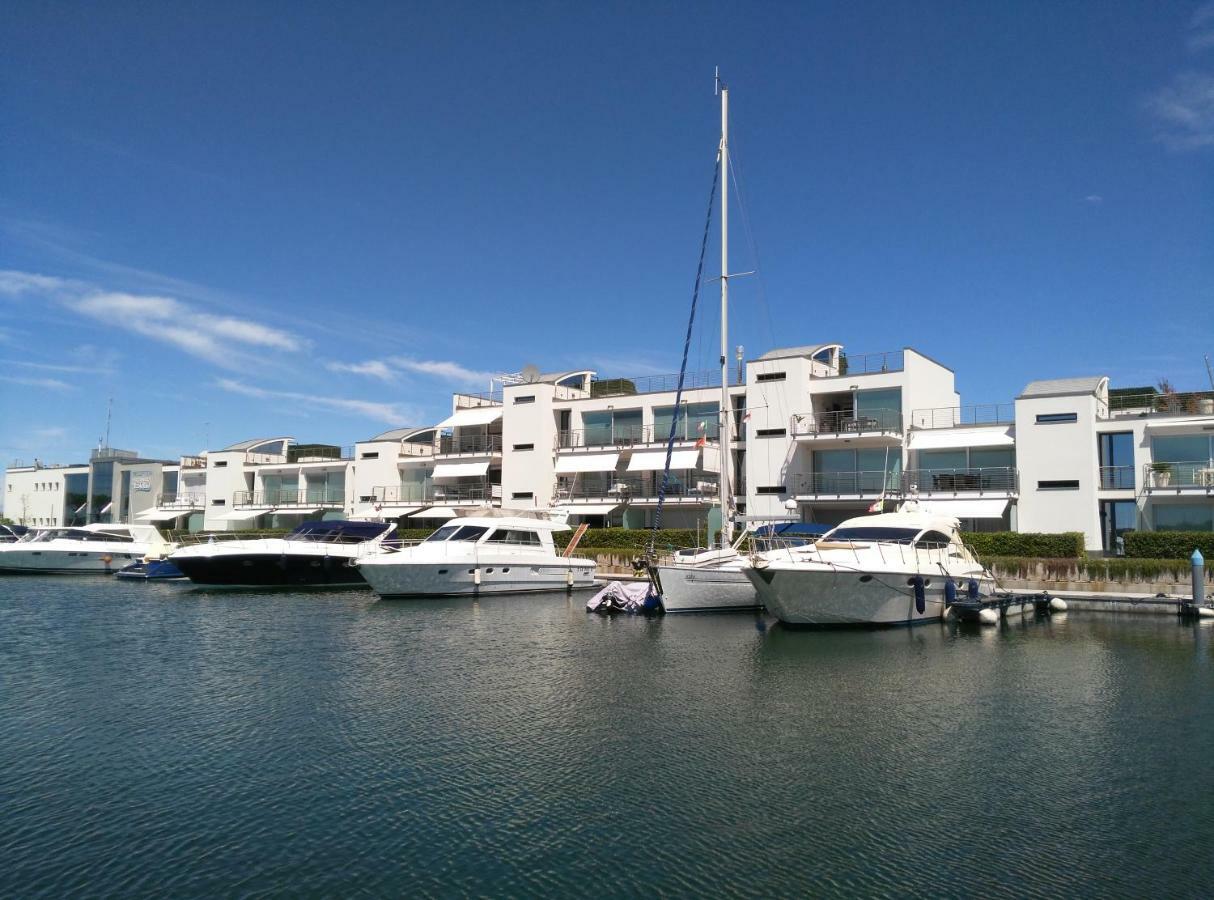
[2,578,1213,898]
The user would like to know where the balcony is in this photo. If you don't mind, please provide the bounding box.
[1143,462,1214,493]
[1098,466,1135,491]
[233,490,345,509]
[1107,391,1214,419]
[180,455,206,469]
[588,370,741,400]
[369,483,502,506]
[556,472,719,506]
[790,409,903,446]
[829,349,905,376]
[154,492,207,509]
[904,467,1019,496]
[436,434,503,457]
[908,404,1015,430]
[556,423,721,451]
[791,471,897,498]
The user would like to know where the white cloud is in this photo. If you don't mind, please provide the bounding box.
[0,375,75,391]
[1145,71,1214,150]
[1084,195,1103,204]
[326,355,498,387]
[215,378,410,425]
[2,358,117,375]
[33,426,69,440]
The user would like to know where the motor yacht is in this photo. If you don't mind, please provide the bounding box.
[745,504,994,626]
[356,509,596,598]
[169,520,396,587]
[0,523,174,574]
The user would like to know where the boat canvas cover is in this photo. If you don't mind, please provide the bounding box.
[435,406,504,429]
[432,461,491,480]
[554,453,620,473]
[627,448,700,472]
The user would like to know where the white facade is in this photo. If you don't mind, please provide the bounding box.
[6,343,1213,551]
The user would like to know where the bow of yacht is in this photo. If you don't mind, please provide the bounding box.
[0,523,175,574]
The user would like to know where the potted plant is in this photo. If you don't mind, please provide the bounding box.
[1151,462,1174,487]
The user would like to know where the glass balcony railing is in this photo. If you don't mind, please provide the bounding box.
[1143,461,1214,490]
[790,409,902,437]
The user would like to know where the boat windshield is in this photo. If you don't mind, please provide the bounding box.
[425,526,461,542]
[448,525,489,542]
[824,526,921,544]
[25,528,135,543]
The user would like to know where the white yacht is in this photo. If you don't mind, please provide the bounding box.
[356,509,596,598]
[0,524,175,575]
[745,504,994,626]
[169,520,395,588]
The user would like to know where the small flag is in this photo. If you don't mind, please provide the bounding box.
[742,410,752,421]
[695,420,707,448]
[868,499,883,513]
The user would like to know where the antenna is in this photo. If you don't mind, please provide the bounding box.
[714,66,720,96]
[1205,354,1214,391]
[103,396,113,449]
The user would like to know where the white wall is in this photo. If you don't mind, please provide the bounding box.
[3,466,84,525]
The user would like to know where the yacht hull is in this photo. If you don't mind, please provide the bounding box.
[359,560,597,598]
[171,553,368,588]
[746,565,995,626]
[654,564,759,612]
[0,549,141,575]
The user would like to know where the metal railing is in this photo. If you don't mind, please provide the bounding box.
[1143,461,1214,490]
[827,350,904,376]
[398,441,436,457]
[180,455,206,469]
[1108,391,1214,418]
[790,408,902,437]
[791,471,898,496]
[233,490,346,508]
[370,483,503,504]
[1098,466,1135,490]
[288,446,354,463]
[556,422,721,449]
[453,391,503,408]
[903,467,1019,494]
[908,404,1015,429]
[557,472,718,501]
[154,492,207,508]
[588,370,742,399]
[437,434,503,455]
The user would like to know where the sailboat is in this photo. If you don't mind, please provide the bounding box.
[650,76,760,613]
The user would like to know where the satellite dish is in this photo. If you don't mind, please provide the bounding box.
[521,364,541,383]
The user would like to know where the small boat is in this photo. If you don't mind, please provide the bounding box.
[115,559,188,581]
[0,524,175,575]
[168,520,396,588]
[356,508,596,598]
[745,502,995,626]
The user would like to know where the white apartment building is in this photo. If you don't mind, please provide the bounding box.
[6,342,1213,553]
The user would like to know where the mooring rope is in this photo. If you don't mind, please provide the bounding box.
[647,153,721,560]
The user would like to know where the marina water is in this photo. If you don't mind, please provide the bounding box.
[2,579,1213,896]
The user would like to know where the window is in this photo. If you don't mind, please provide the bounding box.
[756,485,786,495]
[1038,480,1079,490]
[513,395,535,404]
[1153,504,1214,531]
[211,499,226,505]
[1036,413,1078,424]
[449,525,489,542]
[511,492,534,500]
[512,443,534,451]
[1099,500,1137,552]
[425,525,460,542]
[360,452,379,460]
[1098,433,1135,489]
[756,372,786,382]
[755,428,786,438]
[916,531,953,549]
[653,402,719,441]
[213,460,228,468]
[827,526,920,543]
[486,529,542,545]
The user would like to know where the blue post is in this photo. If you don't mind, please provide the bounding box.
[1193,549,1206,607]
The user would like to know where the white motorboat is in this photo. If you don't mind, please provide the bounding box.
[0,523,175,575]
[745,504,995,626]
[169,520,395,587]
[356,509,596,598]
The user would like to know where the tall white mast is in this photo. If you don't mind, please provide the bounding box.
[718,79,734,544]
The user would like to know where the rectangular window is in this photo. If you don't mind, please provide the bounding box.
[756,372,786,382]
[512,443,534,451]
[511,492,534,500]
[360,452,379,460]
[513,395,535,404]
[1154,504,1214,531]
[1036,413,1078,424]
[211,499,227,505]
[755,485,786,495]
[1038,480,1080,490]
[213,460,228,468]
[755,428,787,438]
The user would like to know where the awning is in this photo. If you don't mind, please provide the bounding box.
[135,508,193,522]
[921,499,1009,519]
[627,448,701,471]
[432,460,491,481]
[555,452,620,474]
[210,509,267,522]
[908,427,1015,450]
[556,503,619,516]
[272,507,323,516]
[409,506,458,519]
[436,406,504,429]
[1145,418,1214,433]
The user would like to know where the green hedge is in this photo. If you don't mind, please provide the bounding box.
[984,555,1213,581]
[960,532,1085,559]
[1123,531,1214,560]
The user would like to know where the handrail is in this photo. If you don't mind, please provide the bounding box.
[790,408,902,437]
[233,490,346,507]
[556,422,721,450]
[791,471,899,495]
[154,492,207,508]
[1098,466,1135,490]
[1108,391,1214,417]
[1142,460,1214,489]
[902,467,1019,494]
[908,404,1014,429]
[370,483,502,503]
[558,472,718,500]
[436,434,503,455]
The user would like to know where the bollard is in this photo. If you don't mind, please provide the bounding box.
[1193,549,1207,607]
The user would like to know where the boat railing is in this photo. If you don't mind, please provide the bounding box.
[907,404,1015,429]
[790,408,902,437]
[556,422,721,450]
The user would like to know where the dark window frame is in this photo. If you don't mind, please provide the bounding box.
[1036,413,1078,424]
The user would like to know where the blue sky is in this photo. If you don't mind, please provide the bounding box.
[2,1,1212,467]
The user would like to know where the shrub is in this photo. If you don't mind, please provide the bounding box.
[1123,531,1214,560]
[961,532,1085,559]
[984,555,1213,582]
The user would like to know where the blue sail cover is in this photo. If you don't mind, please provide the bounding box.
[287,521,392,543]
